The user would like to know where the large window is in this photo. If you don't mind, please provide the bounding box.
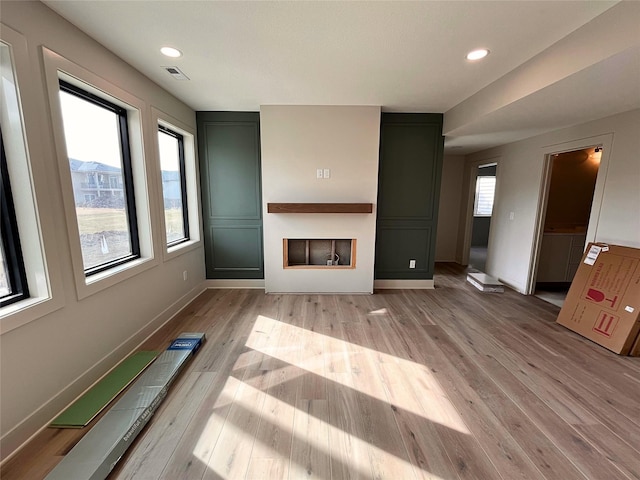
[58,80,139,275]
[0,131,29,307]
[158,125,189,246]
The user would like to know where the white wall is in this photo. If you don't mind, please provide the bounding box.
[260,106,380,293]
[0,2,205,459]
[435,155,464,262]
[467,108,640,293]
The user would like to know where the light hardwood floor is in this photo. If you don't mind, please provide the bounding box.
[3,264,640,480]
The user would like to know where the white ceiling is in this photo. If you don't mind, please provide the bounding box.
[43,1,640,154]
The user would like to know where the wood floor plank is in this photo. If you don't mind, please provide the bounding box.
[500,322,640,431]
[289,399,332,480]
[348,356,418,480]
[475,351,635,480]
[487,320,640,448]
[436,306,601,427]
[360,299,470,479]
[157,372,244,480]
[572,424,640,480]
[112,371,217,480]
[363,318,519,479]
[424,324,585,480]
[245,364,298,480]
[325,372,376,480]
[4,265,640,480]
[202,368,271,480]
[414,293,636,479]
[470,355,590,480]
[375,360,462,480]
[298,296,329,400]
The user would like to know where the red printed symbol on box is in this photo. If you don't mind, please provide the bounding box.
[592,312,619,337]
[585,288,618,309]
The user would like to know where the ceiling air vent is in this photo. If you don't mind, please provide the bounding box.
[163,66,189,80]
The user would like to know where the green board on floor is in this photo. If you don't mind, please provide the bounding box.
[50,350,159,428]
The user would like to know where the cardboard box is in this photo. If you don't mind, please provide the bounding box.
[556,243,640,355]
[630,332,640,357]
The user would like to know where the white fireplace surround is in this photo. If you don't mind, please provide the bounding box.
[260,106,381,293]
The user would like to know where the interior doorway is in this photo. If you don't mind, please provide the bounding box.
[468,163,497,272]
[533,146,602,306]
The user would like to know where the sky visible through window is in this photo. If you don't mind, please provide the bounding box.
[158,129,186,244]
[59,91,120,167]
[59,88,135,271]
[59,92,179,172]
[0,242,9,297]
[158,129,180,172]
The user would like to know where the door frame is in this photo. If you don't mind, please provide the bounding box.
[525,133,613,294]
[459,158,499,267]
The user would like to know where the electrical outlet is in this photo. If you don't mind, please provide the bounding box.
[183,270,188,281]
[509,211,515,220]
[323,168,331,179]
[316,168,323,179]
[409,259,416,269]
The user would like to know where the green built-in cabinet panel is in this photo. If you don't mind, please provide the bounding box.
[375,113,444,280]
[197,112,263,279]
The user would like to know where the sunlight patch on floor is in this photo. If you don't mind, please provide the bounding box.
[192,377,240,464]
[195,376,444,480]
[369,308,389,315]
[246,315,470,435]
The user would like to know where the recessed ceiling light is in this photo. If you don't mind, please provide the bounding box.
[160,47,182,58]
[466,49,489,61]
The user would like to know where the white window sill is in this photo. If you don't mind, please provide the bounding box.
[0,294,64,335]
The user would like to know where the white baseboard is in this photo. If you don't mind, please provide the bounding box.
[205,279,265,289]
[207,279,438,291]
[374,279,435,289]
[0,283,206,466]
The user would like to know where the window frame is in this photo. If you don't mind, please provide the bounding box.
[158,124,189,247]
[0,130,29,307]
[153,108,201,262]
[59,79,141,276]
[43,47,157,301]
[473,175,496,217]
[1,31,64,334]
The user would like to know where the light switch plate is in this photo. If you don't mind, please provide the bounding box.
[317,168,323,179]
[323,168,330,179]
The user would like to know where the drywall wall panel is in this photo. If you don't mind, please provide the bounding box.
[467,108,640,293]
[0,1,204,459]
[375,114,444,280]
[260,105,380,293]
[435,155,464,262]
[197,112,264,279]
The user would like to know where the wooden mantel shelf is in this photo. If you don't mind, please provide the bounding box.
[267,203,373,214]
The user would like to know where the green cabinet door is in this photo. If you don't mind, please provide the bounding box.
[197,112,263,279]
[375,113,444,279]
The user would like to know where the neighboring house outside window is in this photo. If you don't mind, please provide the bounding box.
[69,159,125,207]
[59,80,140,275]
[158,125,189,246]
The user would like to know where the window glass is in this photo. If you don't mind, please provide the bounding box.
[474,176,496,217]
[0,132,29,306]
[58,81,139,274]
[0,242,9,298]
[158,126,188,246]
